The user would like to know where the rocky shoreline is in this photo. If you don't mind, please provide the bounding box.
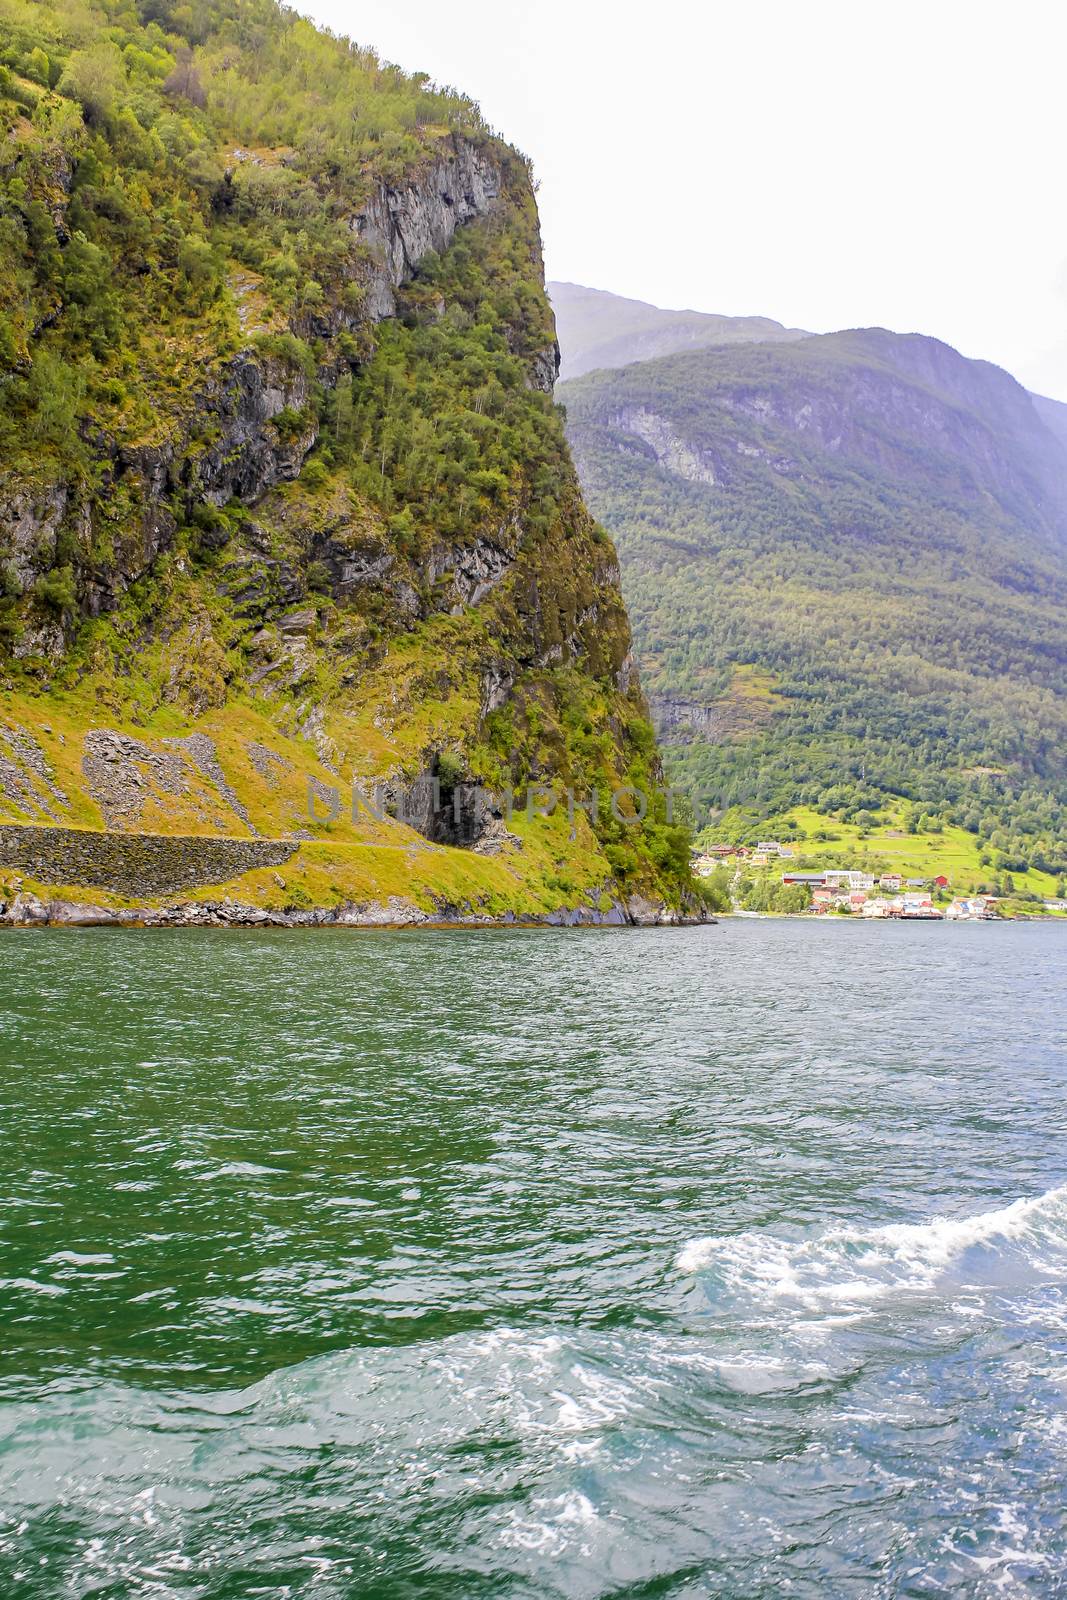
[0,890,713,930]
[0,821,714,930]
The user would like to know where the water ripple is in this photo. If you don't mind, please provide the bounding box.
[0,920,1064,1595]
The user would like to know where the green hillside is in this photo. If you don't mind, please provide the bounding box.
[0,0,698,920]
[560,329,1067,879]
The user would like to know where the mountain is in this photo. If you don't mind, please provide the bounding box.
[1032,391,1067,455]
[548,281,808,381]
[0,0,699,925]
[559,324,1067,875]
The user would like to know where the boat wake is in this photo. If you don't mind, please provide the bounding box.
[677,1184,1067,1313]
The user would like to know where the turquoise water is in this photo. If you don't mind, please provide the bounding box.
[0,920,1065,1596]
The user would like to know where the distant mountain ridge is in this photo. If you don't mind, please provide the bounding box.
[548,281,809,381]
[557,299,1067,872]
[549,289,1067,518]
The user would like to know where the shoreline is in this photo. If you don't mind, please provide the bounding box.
[0,821,715,931]
[0,891,716,931]
[721,909,1063,924]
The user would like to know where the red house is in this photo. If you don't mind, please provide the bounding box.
[934,875,949,888]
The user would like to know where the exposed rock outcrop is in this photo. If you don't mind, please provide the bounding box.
[192,355,317,509]
[164,734,256,835]
[82,731,190,831]
[427,526,518,611]
[1,485,70,590]
[0,883,711,930]
[610,407,721,485]
[353,140,505,325]
[647,695,730,742]
[0,137,513,623]
[0,721,68,819]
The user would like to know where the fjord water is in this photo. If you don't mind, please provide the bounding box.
[1,923,1065,1598]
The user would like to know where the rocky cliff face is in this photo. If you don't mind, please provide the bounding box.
[0,7,694,914]
[353,142,505,324]
[1,135,520,639]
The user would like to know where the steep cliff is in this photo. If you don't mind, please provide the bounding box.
[0,0,701,922]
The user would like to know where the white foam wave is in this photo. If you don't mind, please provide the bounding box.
[46,1251,115,1266]
[191,1161,282,1181]
[496,1489,602,1558]
[677,1184,1067,1311]
[0,1276,68,1297]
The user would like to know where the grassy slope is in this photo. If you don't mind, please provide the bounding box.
[0,662,633,915]
[702,804,1065,916]
[0,676,629,915]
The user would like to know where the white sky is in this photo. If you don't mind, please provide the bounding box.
[299,0,1067,400]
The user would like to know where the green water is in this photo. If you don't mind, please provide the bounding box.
[0,921,1065,1596]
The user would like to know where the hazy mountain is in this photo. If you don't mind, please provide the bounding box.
[548,281,808,381]
[1032,392,1067,455]
[559,322,1067,868]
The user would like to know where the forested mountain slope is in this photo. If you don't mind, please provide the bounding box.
[548,281,807,381]
[0,0,697,922]
[560,328,1067,873]
[1032,392,1067,456]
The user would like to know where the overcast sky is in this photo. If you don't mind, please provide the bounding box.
[300,0,1067,400]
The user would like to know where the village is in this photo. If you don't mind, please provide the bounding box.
[692,840,1003,920]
